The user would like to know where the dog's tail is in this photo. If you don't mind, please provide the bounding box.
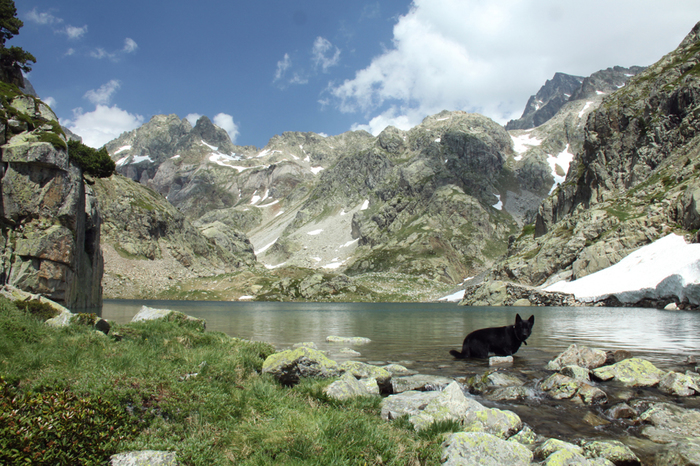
[449,349,468,359]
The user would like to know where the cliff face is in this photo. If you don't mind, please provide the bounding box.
[0,86,103,308]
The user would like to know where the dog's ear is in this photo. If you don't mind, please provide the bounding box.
[515,314,522,323]
[528,315,535,325]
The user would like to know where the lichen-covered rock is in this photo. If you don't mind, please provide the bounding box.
[409,381,485,431]
[581,440,640,466]
[591,358,666,387]
[541,372,607,404]
[441,432,533,466]
[324,372,373,400]
[339,361,392,393]
[654,438,700,466]
[382,363,417,376]
[462,405,523,439]
[110,450,178,466]
[380,389,442,420]
[638,402,700,443]
[262,346,340,385]
[391,374,454,394]
[561,365,591,381]
[547,344,607,371]
[658,371,700,396]
[534,438,584,460]
[131,305,205,330]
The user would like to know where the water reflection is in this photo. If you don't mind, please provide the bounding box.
[100,300,700,376]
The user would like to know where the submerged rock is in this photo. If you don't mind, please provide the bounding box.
[326,335,371,344]
[442,432,533,466]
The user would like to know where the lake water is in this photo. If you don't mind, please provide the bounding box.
[101,300,700,378]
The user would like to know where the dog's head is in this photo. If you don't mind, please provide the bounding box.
[514,314,535,344]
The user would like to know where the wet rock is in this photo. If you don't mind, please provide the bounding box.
[508,425,539,447]
[486,371,525,387]
[561,364,592,381]
[292,342,318,349]
[658,371,700,396]
[605,403,637,420]
[638,402,700,443]
[339,361,392,394]
[110,450,178,465]
[441,432,533,466]
[391,374,454,393]
[547,344,608,371]
[486,386,537,402]
[584,411,611,427]
[490,355,513,366]
[654,438,700,466]
[131,306,206,330]
[381,363,417,376]
[409,381,485,431]
[326,335,371,344]
[462,404,523,438]
[581,440,640,466]
[261,346,340,385]
[337,348,361,356]
[606,350,633,365]
[535,438,584,459]
[541,372,607,404]
[380,389,442,420]
[592,358,666,387]
[324,372,373,400]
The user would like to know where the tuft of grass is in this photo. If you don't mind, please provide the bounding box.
[0,297,443,464]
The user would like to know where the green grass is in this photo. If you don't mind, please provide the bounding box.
[0,297,445,465]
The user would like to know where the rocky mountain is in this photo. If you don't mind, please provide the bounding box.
[0,81,102,308]
[462,21,700,304]
[506,66,645,130]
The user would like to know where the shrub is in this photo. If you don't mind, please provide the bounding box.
[13,299,59,321]
[67,139,116,178]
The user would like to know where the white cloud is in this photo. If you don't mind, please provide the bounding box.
[26,8,62,25]
[213,113,240,143]
[185,113,203,126]
[84,80,121,105]
[123,38,138,53]
[43,96,57,108]
[63,105,144,148]
[274,53,292,82]
[64,25,87,40]
[332,0,700,134]
[312,37,340,73]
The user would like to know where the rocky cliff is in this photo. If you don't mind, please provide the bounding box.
[0,82,102,308]
[470,22,700,301]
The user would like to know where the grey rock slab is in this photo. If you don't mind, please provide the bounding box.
[262,346,340,385]
[391,374,454,394]
[592,358,666,387]
[110,450,178,466]
[326,335,371,344]
[441,432,533,466]
[658,371,700,396]
[639,402,700,443]
[381,389,442,420]
[547,344,608,371]
[324,372,373,401]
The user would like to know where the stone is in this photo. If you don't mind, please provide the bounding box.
[110,450,178,466]
[485,371,525,387]
[658,371,700,396]
[664,302,679,311]
[381,363,417,376]
[292,342,318,349]
[583,411,611,427]
[540,373,607,404]
[591,358,666,387]
[409,381,485,431]
[654,438,700,466]
[534,438,584,460]
[339,361,392,393]
[605,403,637,420]
[380,389,442,420]
[581,440,640,466]
[324,372,373,400]
[326,335,371,344]
[131,306,206,330]
[547,344,608,371]
[441,432,533,466]
[512,298,531,306]
[489,355,513,366]
[391,374,454,394]
[261,346,340,385]
[639,402,700,443]
[561,364,591,381]
[486,386,537,402]
[462,405,523,439]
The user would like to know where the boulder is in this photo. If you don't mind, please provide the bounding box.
[381,390,442,420]
[339,361,392,394]
[658,371,700,396]
[561,364,591,381]
[581,440,640,466]
[391,374,454,394]
[441,432,533,466]
[534,438,584,460]
[547,344,607,371]
[591,358,666,387]
[638,402,700,443]
[540,373,607,404]
[130,306,206,330]
[409,381,485,431]
[489,355,513,366]
[382,363,417,376]
[110,450,178,466]
[261,346,340,385]
[655,438,700,466]
[324,372,373,400]
[605,403,637,420]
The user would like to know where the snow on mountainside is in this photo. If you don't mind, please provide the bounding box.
[546,234,700,305]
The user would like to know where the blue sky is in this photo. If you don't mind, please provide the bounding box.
[12,1,700,148]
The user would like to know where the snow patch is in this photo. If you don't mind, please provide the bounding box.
[361,199,370,210]
[492,194,503,210]
[439,289,465,302]
[307,229,324,236]
[340,239,359,248]
[595,90,606,95]
[201,140,218,151]
[256,238,278,255]
[323,259,346,269]
[114,145,131,155]
[310,166,324,175]
[171,154,181,159]
[115,156,129,167]
[578,101,594,118]
[238,295,254,301]
[259,200,279,208]
[511,132,543,160]
[131,155,153,164]
[435,137,441,143]
[210,153,243,168]
[547,144,575,193]
[545,234,700,305]
[265,262,287,270]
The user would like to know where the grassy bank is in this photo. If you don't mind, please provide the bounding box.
[0,298,444,465]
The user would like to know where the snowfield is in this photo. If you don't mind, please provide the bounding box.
[545,234,700,305]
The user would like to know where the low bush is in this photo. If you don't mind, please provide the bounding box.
[67,139,115,178]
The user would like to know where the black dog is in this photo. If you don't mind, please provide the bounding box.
[449,314,535,359]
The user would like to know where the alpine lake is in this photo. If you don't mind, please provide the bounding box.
[100,300,700,460]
